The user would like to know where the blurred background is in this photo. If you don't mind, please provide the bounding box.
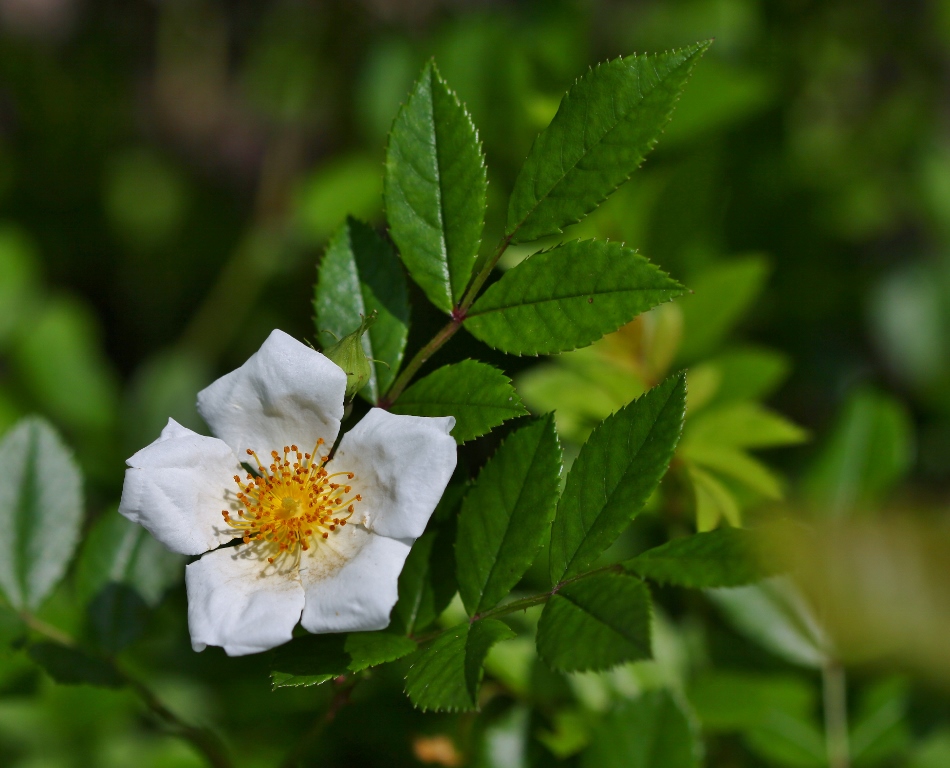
[1,0,950,766]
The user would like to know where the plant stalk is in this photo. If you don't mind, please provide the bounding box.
[378,318,462,407]
[823,659,850,768]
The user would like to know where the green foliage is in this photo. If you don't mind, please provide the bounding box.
[28,642,124,688]
[537,572,652,672]
[464,239,685,356]
[390,360,527,443]
[315,217,409,402]
[456,415,562,614]
[627,528,765,588]
[0,417,83,611]
[580,690,701,768]
[75,509,182,607]
[506,43,711,243]
[804,387,914,516]
[404,619,515,712]
[390,484,463,636]
[271,631,417,689]
[385,61,487,313]
[549,373,686,582]
[676,255,770,363]
[707,579,829,668]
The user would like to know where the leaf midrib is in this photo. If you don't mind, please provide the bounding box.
[508,50,696,239]
[559,382,679,579]
[558,584,647,649]
[468,282,680,318]
[474,428,553,613]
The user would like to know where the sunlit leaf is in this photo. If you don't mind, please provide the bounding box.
[390,360,526,443]
[549,373,686,582]
[506,43,711,243]
[385,61,487,312]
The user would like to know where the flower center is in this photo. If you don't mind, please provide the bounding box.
[221,441,362,564]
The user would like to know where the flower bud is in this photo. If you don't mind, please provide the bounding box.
[322,312,377,400]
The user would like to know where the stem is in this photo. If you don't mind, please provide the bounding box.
[278,675,357,768]
[378,319,462,407]
[459,234,514,312]
[823,660,850,768]
[21,613,233,768]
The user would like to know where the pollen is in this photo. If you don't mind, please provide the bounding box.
[223,437,361,565]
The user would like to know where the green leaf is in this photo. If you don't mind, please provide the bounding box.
[688,464,742,531]
[384,61,487,312]
[580,690,701,768]
[850,677,910,766]
[626,528,765,588]
[456,416,562,615]
[390,483,464,636]
[315,218,409,402]
[549,373,686,583]
[707,579,829,668]
[405,618,515,712]
[0,417,83,611]
[390,360,527,443]
[696,346,791,407]
[537,572,651,673]
[744,711,826,767]
[684,445,784,500]
[804,387,913,516]
[506,43,711,244]
[688,671,816,732]
[686,402,808,449]
[677,256,770,363]
[28,642,124,688]
[465,240,686,356]
[271,631,417,689]
[75,509,182,607]
[87,583,149,654]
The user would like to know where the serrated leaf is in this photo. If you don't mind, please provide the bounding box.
[405,619,514,712]
[384,61,487,312]
[537,572,651,673]
[549,373,686,583]
[626,528,765,588]
[465,240,685,356]
[506,42,710,244]
[315,218,409,402]
[390,361,527,443]
[581,690,702,768]
[270,631,417,689]
[686,402,808,449]
[456,416,562,615]
[391,483,464,636]
[76,509,182,607]
[0,417,83,611]
[28,642,124,688]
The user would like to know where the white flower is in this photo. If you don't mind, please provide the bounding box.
[118,330,456,656]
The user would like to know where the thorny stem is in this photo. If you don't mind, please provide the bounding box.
[21,613,234,768]
[278,675,359,768]
[823,659,850,768]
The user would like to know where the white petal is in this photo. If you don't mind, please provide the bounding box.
[332,408,456,540]
[186,546,305,656]
[197,329,347,457]
[119,419,240,556]
[299,525,411,634]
